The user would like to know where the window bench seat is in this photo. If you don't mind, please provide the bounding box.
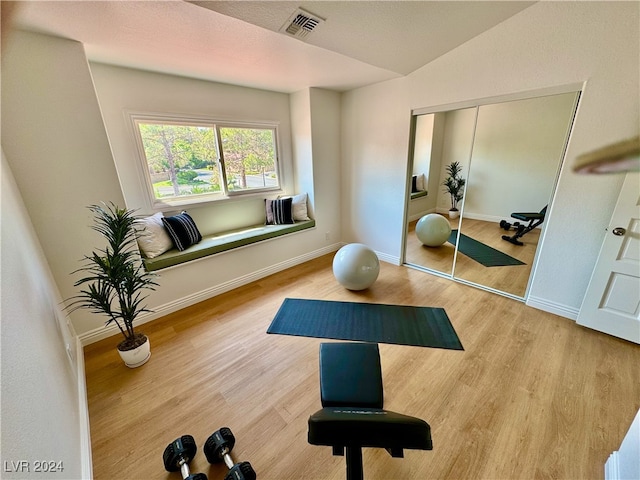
[143,219,316,271]
[410,190,427,200]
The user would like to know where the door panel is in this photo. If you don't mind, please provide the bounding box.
[577,172,640,343]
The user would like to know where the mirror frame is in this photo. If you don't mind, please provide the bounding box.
[401,84,583,300]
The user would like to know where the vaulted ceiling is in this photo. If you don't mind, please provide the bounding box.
[8,1,535,93]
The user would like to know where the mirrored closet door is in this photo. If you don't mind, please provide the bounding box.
[403,90,580,299]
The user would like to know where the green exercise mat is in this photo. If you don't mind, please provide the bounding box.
[267,298,463,350]
[448,230,525,267]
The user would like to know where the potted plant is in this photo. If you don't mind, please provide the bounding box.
[66,203,158,368]
[442,161,466,219]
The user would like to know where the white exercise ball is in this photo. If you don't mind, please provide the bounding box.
[332,243,380,290]
[416,214,452,247]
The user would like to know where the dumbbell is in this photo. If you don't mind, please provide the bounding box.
[500,220,524,232]
[204,428,256,480]
[500,220,517,230]
[163,435,208,480]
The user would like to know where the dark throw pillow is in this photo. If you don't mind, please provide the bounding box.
[265,197,294,225]
[161,211,202,251]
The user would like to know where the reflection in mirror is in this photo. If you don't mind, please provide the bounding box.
[405,107,477,276]
[454,92,579,297]
[403,90,580,299]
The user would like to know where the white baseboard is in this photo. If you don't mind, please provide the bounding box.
[376,251,401,266]
[408,208,437,222]
[77,242,574,345]
[461,212,504,223]
[76,336,93,479]
[409,209,506,224]
[78,244,340,345]
[331,241,399,266]
[526,295,579,320]
[432,210,544,227]
[605,451,619,480]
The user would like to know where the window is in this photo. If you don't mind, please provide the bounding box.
[132,115,281,206]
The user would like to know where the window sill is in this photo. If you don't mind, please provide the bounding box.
[151,186,284,211]
[143,219,316,271]
[410,190,427,200]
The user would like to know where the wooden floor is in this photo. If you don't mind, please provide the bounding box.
[405,217,540,297]
[84,253,640,480]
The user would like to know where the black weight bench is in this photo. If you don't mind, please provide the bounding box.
[308,343,432,480]
[501,205,547,246]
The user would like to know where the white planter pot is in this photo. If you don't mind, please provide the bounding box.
[118,337,151,368]
[449,210,460,219]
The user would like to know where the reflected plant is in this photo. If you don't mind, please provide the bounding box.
[442,161,466,211]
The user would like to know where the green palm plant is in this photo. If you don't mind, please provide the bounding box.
[66,203,158,351]
[442,161,466,211]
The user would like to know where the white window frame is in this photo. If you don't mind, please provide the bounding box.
[130,112,283,210]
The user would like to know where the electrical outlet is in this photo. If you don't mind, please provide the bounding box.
[325,232,331,241]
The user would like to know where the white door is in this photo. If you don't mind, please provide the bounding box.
[577,172,640,343]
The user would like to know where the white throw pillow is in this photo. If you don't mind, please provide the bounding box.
[134,212,174,258]
[416,174,425,191]
[291,193,310,221]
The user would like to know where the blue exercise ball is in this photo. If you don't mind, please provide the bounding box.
[416,214,452,247]
[333,243,380,290]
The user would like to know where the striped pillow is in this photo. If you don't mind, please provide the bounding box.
[265,198,294,225]
[161,212,202,251]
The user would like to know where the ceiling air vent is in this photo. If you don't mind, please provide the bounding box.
[280,8,324,39]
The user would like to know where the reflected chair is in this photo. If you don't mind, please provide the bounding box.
[501,205,547,246]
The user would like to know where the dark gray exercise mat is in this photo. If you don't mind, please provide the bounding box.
[448,230,525,267]
[267,298,463,350]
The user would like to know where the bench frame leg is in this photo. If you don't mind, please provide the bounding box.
[345,446,363,480]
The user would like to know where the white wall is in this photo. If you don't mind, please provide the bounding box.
[341,1,639,316]
[81,66,340,341]
[464,92,578,220]
[341,79,410,258]
[309,88,343,244]
[4,4,637,337]
[606,409,640,480]
[406,114,434,220]
[290,89,315,212]
[1,151,87,479]
[436,108,477,214]
[2,30,341,338]
[1,30,128,337]
[425,112,447,212]
[413,113,434,185]
[88,63,295,226]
